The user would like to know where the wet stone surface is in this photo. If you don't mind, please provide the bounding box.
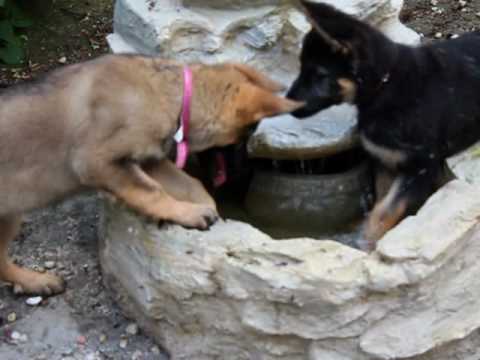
[247,105,359,160]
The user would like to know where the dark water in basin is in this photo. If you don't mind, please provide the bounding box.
[204,147,371,250]
[218,198,366,250]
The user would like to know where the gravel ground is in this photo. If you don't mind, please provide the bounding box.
[402,0,480,40]
[1,1,479,359]
[0,195,167,360]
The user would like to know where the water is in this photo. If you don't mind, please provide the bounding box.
[213,148,371,250]
[219,199,364,249]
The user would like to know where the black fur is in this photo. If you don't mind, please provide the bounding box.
[288,2,480,238]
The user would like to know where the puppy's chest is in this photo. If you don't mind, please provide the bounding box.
[360,135,407,168]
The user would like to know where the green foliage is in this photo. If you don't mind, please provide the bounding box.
[0,0,33,65]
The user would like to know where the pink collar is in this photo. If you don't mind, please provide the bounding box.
[174,66,193,169]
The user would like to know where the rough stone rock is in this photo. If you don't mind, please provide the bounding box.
[100,180,480,359]
[247,104,358,160]
[108,0,419,160]
[449,142,480,185]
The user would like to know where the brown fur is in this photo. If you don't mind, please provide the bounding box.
[363,178,407,250]
[0,54,303,295]
[337,78,357,103]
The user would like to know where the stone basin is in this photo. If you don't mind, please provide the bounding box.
[99,141,480,360]
[245,160,371,237]
[99,178,480,360]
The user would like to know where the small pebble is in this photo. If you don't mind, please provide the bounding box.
[430,0,438,5]
[11,331,28,343]
[131,350,143,360]
[7,312,16,322]
[119,338,128,349]
[85,353,100,360]
[77,335,87,346]
[26,296,43,306]
[58,56,67,64]
[459,0,467,7]
[34,266,46,273]
[126,323,139,336]
[44,261,56,269]
[62,348,74,356]
[451,34,460,39]
[435,32,443,39]
[99,333,107,343]
[151,345,161,355]
[476,11,480,17]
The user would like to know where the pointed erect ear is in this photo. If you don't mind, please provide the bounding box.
[237,83,305,123]
[231,64,286,92]
[298,1,351,55]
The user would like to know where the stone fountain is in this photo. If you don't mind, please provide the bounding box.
[100,0,480,359]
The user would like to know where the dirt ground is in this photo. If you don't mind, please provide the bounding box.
[0,0,479,359]
[402,0,480,40]
[0,0,113,86]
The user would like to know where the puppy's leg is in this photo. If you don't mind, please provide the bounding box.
[145,159,216,208]
[363,177,407,250]
[374,164,396,203]
[95,161,218,229]
[364,164,443,250]
[0,215,65,295]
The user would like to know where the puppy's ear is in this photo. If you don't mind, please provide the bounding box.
[237,83,305,123]
[298,1,354,55]
[231,64,285,92]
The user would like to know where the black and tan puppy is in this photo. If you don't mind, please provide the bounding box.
[0,54,302,295]
[288,2,480,248]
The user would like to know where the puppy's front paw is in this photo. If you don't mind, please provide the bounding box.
[361,220,382,252]
[362,200,407,252]
[175,203,219,230]
[12,272,65,296]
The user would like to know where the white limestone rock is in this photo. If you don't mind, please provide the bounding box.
[449,141,480,185]
[100,180,480,359]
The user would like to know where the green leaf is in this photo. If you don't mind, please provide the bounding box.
[0,1,31,64]
[8,1,34,28]
[0,20,16,43]
[11,17,33,28]
[0,41,25,64]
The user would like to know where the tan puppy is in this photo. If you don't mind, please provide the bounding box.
[0,54,302,295]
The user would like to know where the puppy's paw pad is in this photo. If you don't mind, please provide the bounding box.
[13,284,25,295]
[179,205,219,230]
[14,273,65,296]
[203,208,219,228]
